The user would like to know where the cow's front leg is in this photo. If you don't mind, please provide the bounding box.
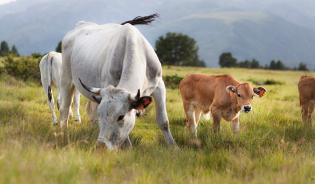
[231,117,240,133]
[121,136,132,149]
[73,89,81,123]
[211,107,221,133]
[152,80,176,145]
[59,84,74,128]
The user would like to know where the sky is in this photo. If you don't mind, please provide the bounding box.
[0,0,15,5]
[0,0,315,68]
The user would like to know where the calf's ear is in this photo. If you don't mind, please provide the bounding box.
[226,85,237,93]
[253,87,266,97]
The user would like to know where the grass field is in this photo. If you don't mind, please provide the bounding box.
[0,66,314,184]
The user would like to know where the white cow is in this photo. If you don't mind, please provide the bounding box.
[59,14,176,149]
[39,51,81,124]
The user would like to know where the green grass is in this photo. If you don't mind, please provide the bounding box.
[0,67,315,184]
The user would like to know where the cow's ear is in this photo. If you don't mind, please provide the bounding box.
[226,85,237,93]
[130,96,152,110]
[253,87,266,97]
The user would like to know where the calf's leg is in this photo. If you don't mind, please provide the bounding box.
[307,103,314,126]
[183,102,198,137]
[211,107,221,133]
[231,117,240,133]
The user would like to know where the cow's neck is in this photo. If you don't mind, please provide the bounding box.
[116,59,146,93]
[113,33,150,94]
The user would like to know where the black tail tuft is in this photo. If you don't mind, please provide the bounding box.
[121,13,159,26]
[48,85,52,102]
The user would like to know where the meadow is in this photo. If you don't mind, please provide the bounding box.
[0,66,314,184]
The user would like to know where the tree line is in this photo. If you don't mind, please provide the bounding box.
[219,52,309,71]
[0,41,19,56]
[0,34,312,71]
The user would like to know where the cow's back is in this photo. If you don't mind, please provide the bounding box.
[298,76,315,105]
[39,51,62,87]
[179,74,234,110]
[62,21,162,99]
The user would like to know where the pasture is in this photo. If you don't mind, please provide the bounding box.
[0,66,314,183]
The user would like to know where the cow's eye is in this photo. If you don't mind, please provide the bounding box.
[237,94,241,98]
[117,115,124,121]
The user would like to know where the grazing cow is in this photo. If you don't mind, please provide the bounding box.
[179,74,266,137]
[59,14,176,149]
[298,76,315,126]
[39,51,81,124]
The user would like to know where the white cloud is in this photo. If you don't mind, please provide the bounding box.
[0,0,16,5]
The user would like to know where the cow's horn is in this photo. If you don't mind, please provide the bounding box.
[79,78,101,95]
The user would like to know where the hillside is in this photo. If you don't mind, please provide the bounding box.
[0,0,315,68]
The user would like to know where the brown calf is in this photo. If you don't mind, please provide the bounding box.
[298,76,315,126]
[179,74,266,137]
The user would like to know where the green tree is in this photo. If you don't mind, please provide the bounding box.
[269,60,286,70]
[155,32,205,67]
[250,59,260,68]
[0,41,10,56]
[218,52,237,67]
[297,62,308,71]
[11,45,19,56]
[55,41,62,53]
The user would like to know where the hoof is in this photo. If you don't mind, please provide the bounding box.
[74,117,81,123]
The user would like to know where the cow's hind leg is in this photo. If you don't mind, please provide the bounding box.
[59,49,75,128]
[302,103,311,127]
[307,102,314,126]
[152,80,176,145]
[72,89,81,123]
[60,84,74,128]
[46,86,57,125]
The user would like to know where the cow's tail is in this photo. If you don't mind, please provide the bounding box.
[46,53,53,103]
[121,13,159,26]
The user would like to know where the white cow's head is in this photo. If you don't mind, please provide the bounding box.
[79,79,152,150]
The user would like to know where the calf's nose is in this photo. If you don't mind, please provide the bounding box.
[244,105,252,113]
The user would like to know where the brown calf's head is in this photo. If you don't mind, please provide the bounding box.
[226,83,266,113]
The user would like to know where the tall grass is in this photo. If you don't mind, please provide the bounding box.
[0,67,314,183]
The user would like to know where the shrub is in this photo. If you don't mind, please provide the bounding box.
[0,57,6,75]
[163,74,183,89]
[3,56,40,82]
[247,78,284,85]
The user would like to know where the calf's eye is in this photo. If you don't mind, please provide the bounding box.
[117,115,124,121]
[237,94,241,98]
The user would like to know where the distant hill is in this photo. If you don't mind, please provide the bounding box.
[0,0,314,68]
